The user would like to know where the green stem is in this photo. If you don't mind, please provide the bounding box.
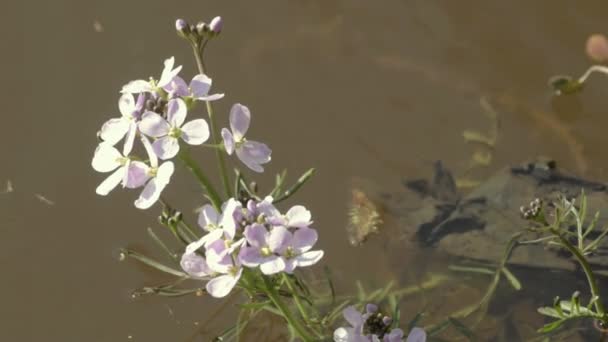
[262,276,314,341]
[191,42,232,199]
[553,228,606,317]
[178,148,222,211]
[282,273,311,322]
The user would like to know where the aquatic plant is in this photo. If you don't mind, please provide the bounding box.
[91,16,426,341]
[520,194,608,333]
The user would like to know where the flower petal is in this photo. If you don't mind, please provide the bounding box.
[221,128,235,155]
[198,204,220,231]
[167,98,187,127]
[139,111,170,138]
[283,259,297,273]
[295,250,324,267]
[152,136,180,160]
[156,161,175,185]
[122,122,137,155]
[206,270,242,298]
[260,256,286,275]
[133,163,173,210]
[163,75,189,98]
[229,103,250,141]
[180,252,211,278]
[124,161,150,189]
[92,143,123,172]
[118,93,135,118]
[385,329,405,342]
[96,166,126,195]
[158,56,182,88]
[343,306,364,328]
[405,328,426,342]
[197,93,225,102]
[243,224,267,248]
[285,205,312,228]
[220,198,240,239]
[140,135,158,168]
[190,74,212,98]
[121,79,153,94]
[268,226,291,254]
[99,117,130,145]
[238,246,264,267]
[236,141,271,173]
[181,119,210,145]
[293,227,318,252]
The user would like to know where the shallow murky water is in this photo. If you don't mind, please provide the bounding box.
[6,0,608,340]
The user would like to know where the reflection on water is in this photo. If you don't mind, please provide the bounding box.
[7,0,608,340]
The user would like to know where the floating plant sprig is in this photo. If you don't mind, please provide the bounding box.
[520,193,608,333]
[91,15,427,341]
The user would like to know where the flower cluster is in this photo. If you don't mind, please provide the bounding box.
[334,305,426,342]
[180,197,324,297]
[92,56,271,209]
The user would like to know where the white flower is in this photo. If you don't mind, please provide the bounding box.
[98,93,144,155]
[138,98,210,160]
[133,136,175,209]
[221,104,271,172]
[121,56,183,94]
[91,143,149,196]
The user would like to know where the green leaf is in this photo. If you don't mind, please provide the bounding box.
[120,248,187,277]
[501,267,522,290]
[448,317,476,341]
[548,75,584,95]
[274,168,315,203]
[537,319,566,333]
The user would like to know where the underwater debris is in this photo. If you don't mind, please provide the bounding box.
[347,182,383,246]
[1,180,13,194]
[93,20,104,33]
[34,194,55,206]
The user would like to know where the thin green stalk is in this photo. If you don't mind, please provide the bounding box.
[282,274,311,322]
[191,42,232,199]
[553,228,606,317]
[262,276,315,342]
[178,148,222,211]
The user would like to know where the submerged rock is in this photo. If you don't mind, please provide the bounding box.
[382,159,608,271]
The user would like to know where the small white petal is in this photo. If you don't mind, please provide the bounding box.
[118,93,135,118]
[181,119,210,145]
[197,93,225,101]
[167,98,187,127]
[92,143,123,172]
[189,74,212,98]
[198,204,220,231]
[221,128,235,155]
[121,79,153,94]
[122,122,137,156]
[152,136,180,160]
[155,161,175,186]
[295,250,324,267]
[229,103,251,141]
[139,112,170,138]
[96,166,126,195]
[158,57,183,88]
[260,256,286,275]
[285,205,312,228]
[206,270,242,298]
[99,117,130,145]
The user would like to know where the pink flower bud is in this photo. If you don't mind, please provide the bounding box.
[209,16,223,34]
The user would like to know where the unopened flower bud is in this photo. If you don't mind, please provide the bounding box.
[382,316,392,326]
[249,181,258,193]
[175,19,190,37]
[196,21,208,36]
[209,16,223,35]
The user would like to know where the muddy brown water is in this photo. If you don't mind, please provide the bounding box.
[6,0,608,340]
